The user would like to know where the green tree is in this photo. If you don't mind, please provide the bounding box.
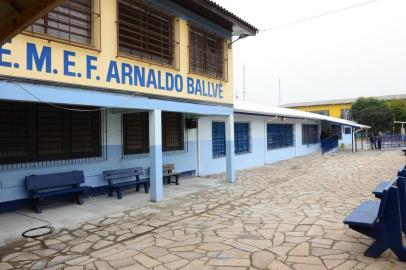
[387,99,406,133]
[387,99,406,121]
[351,97,393,132]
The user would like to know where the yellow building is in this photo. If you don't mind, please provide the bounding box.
[0,0,257,205]
[283,94,406,120]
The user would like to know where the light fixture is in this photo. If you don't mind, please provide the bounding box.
[228,34,249,48]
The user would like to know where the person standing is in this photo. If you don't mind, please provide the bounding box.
[369,133,376,149]
[377,130,383,150]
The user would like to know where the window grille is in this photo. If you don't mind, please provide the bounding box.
[302,124,319,145]
[122,112,185,158]
[0,101,103,169]
[331,124,342,140]
[123,112,149,156]
[341,109,352,120]
[189,25,224,79]
[267,124,294,150]
[162,112,184,152]
[25,0,93,45]
[234,122,250,154]
[118,0,174,65]
[212,122,226,158]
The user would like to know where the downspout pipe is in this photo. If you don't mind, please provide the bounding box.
[352,128,364,153]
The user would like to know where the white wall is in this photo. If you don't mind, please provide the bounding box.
[339,126,353,148]
[198,114,321,176]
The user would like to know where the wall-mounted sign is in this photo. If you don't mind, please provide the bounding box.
[0,36,232,104]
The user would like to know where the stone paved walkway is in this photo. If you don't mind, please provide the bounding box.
[1,150,406,270]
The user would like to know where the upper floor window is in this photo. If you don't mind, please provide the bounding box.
[26,0,93,45]
[267,124,294,150]
[189,25,224,79]
[234,122,250,154]
[118,0,174,65]
[310,110,330,116]
[341,109,352,120]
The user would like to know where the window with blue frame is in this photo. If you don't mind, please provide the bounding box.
[267,124,294,150]
[234,122,250,154]
[212,122,226,158]
[302,124,319,145]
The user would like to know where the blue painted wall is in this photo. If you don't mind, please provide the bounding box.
[0,109,198,203]
[198,115,322,176]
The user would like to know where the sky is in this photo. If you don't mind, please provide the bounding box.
[213,0,406,106]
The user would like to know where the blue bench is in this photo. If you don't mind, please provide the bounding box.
[372,178,397,198]
[344,184,406,261]
[103,167,149,199]
[372,167,405,198]
[26,171,89,213]
[399,166,406,177]
[373,176,406,235]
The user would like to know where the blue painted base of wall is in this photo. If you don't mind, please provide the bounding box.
[0,170,195,213]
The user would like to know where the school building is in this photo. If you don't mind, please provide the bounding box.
[0,0,368,209]
[283,94,406,120]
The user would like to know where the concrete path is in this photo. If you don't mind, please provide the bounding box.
[0,177,225,246]
[1,150,406,270]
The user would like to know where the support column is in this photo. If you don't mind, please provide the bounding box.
[225,114,235,183]
[149,110,163,202]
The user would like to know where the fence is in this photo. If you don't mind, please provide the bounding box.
[321,135,339,155]
[380,134,406,149]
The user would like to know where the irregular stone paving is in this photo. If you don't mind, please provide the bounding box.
[1,150,406,270]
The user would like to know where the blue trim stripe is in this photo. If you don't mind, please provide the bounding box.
[0,81,233,116]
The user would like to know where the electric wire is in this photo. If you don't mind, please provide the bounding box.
[260,0,380,33]
[13,81,139,112]
[16,212,55,238]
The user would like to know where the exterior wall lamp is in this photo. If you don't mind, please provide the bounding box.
[228,34,249,49]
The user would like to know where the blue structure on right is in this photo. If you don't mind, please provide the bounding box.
[321,135,339,155]
[344,169,406,261]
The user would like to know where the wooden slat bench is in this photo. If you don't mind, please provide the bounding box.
[163,164,180,185]
[344,184,406,261]
[103,167,149,199]
[25,171,89,213]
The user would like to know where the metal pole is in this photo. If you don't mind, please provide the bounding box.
[278,78,281,106]
[242,66,246,102]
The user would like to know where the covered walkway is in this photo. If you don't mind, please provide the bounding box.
[1,150,405,269]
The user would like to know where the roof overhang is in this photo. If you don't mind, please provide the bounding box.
[234,102,370,129]
[168,0,257,36]
[0,0,66,46]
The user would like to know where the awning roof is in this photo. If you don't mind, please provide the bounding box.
[234,101,371,129]
[169,0,258,36]
[0,0,66,46]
